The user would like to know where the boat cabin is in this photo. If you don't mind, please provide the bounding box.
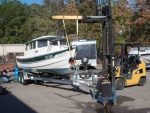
[24,36,67,58]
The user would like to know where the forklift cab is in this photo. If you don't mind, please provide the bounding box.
[115,43,140,68]
[114,43,146,90]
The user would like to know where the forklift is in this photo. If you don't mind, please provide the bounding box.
[114,43,146,90]
[82,0,147,112]
[83,0,147,89]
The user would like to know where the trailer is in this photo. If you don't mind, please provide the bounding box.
[15,35,99,88]
[15,63,100,89]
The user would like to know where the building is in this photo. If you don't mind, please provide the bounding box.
[0,44,25,64]
[0,44,25,56]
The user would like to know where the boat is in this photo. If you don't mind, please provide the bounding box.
[16,35,76,75]
[128,47,150,68]
[16,35,98,75]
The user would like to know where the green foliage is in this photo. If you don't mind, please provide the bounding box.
[0,0,149,54]
[0,0,31,43]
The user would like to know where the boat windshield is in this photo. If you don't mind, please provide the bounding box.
[25,41,36,51]
[51,40,58,45]
[38,39,47,48]
[60,39,66,45]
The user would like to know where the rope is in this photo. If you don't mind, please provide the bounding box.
[62,17,72,57]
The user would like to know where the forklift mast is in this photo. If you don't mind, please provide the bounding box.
[83,0,116,85]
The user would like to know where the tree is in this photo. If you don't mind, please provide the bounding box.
[0,0,31,43]
[112,0,150,45]
[112,0,133,43]
[0,0,149,47]
[131,0,150,45]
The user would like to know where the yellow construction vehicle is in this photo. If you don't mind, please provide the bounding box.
[114,43,146,90]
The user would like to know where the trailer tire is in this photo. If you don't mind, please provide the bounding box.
[138,77,146,86]
[19,72,28,85]
[18,72,23,84]
[115,78,125,90]
[22,75,28,85]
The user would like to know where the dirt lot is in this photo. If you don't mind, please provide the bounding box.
[0,70,150,113]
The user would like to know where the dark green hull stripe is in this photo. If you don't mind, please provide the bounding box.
[19,59,69,68]
[24,68,69,75]
[17,49,68,63]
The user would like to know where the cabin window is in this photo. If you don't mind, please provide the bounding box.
[60,39,66,45]
[25,44,28,51]
[27,43,31,50]
[32,41,36,49]
[38,40,47,48]
[29,43,32,50]
[51,40,58,46]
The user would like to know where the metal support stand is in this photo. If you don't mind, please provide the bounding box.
[14,67,18,80]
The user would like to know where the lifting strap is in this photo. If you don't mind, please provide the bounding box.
[62,17,72,57]
[52,16,83,57]
[77,16,78,36]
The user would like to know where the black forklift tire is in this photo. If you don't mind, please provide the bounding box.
[115,78,125,90]
[138,77,146,86]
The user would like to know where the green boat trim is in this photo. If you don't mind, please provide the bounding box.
[17,49,68,63]
[21,68,70,75]
[18,58,69,68]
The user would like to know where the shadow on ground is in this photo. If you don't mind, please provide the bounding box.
[80,95,150,113]
[39,83,90,95]
[54,93,150,113]
[0,86,37,113]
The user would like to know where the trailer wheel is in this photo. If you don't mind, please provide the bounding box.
[138,77,146,86]
[18,72,23,84]
[21,75,28,85]
[19,72,28,85]
[115,78,125,90]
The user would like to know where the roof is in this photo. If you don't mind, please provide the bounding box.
[25,35,62,44]
[71,40,96,46]
[0,44,24,46]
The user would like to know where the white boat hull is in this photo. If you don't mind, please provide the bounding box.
[16,49,75,75]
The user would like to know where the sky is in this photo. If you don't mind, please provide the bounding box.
[19,0,43,5]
